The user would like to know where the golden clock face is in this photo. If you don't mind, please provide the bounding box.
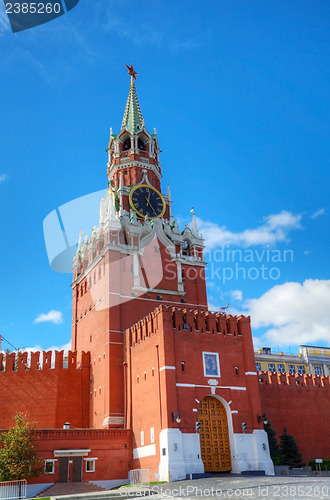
[129,184,166,219]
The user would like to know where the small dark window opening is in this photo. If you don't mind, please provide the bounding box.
[123,138,131,151]
[138,138,145,150]
[181,362,185,372]
[235,366,239,375]
[156,295,162,300]
[194,316,198,330]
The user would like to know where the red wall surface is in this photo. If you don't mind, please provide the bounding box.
[259,371,330,463]
[29,428,130,484]
[0,351,90,429]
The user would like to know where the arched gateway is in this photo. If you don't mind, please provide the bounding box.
[198,396,232,472]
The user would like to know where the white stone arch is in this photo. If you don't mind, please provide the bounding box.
[199,394,236,470]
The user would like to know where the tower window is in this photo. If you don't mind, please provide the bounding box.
[138,138,145,150]
[181,361,185,372]
[123,138,131,151]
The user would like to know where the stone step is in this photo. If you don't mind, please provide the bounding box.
[37,481,107,498]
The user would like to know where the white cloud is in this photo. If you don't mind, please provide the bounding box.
[18,341,71,354]
[33,310,63,325]
[0,174,8,183]
[242,279,330,347]
[311,208,326,219]
[198,210,302,249]
[230,290,243,302]
[208,302,221,312]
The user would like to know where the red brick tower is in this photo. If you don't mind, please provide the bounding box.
[71,71,207,429]
[71,69,274,481]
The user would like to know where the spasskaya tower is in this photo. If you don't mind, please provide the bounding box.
[71,66,207,428]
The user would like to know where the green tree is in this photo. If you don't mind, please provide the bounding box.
[0,412,43,482]
[279,427,304,468]
[264,418,282,463]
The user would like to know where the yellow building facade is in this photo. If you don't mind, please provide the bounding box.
[254,345,330,376]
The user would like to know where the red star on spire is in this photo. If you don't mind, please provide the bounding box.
[126,64,138,81]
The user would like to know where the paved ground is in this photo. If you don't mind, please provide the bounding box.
[121,475,330,500]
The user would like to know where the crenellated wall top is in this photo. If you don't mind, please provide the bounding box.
[257,370,330,388]
[0,350,90,373]
[124,305,252,349]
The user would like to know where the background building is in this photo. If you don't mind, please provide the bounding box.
[255,345,330,376]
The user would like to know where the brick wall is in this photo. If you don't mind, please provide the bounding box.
[0,351,90,429]
[258,371,330,463]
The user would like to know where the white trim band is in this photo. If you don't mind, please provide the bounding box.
[176,383,246,391]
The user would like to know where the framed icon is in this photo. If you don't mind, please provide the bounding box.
[203,352,220,377]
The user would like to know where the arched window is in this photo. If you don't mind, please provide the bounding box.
[123,138,131,151]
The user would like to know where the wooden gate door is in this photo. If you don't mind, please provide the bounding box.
[72,456,82,482]
[58,457,69,482]
[198,397,232,472]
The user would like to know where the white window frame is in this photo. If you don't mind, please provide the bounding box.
[268,363,276,373]
[297,365,305,375]
[202,351,220,378]
[141,431,144,446]
[150,427,155,444]
[288,364,296,374]
[314,366,322,376]
[84,458,97,473]
[277,364,285,374]
[44,459,56,474]
[255,362,261,372]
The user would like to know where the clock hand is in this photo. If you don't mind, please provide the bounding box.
[145,197,157,215]
[148,202,158,215]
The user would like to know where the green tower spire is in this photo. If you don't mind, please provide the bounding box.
[121,75,145,134]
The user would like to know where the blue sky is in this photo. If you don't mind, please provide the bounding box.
[0,0,329,353]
